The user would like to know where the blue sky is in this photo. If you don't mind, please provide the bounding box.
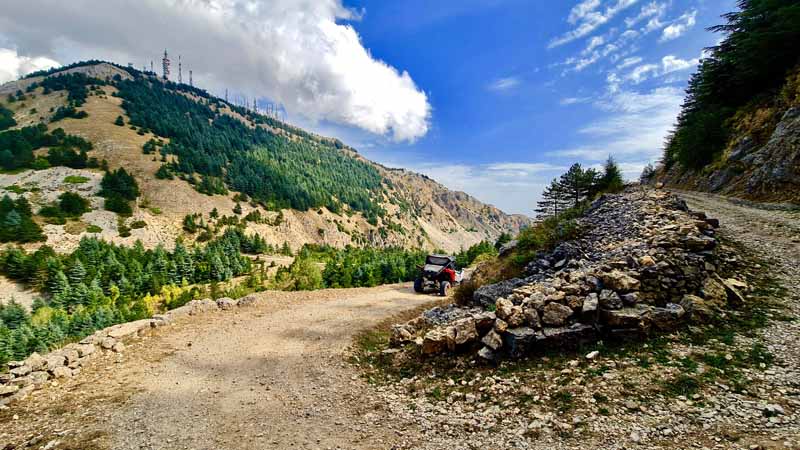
[0,0,737,215]
[301,0,737,214]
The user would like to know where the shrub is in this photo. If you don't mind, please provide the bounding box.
[104,194,132,215]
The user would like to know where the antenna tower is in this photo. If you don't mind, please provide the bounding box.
[225,89,228,102]
[162,49,170,80]
[150,61,154,74]
[189,70,193,87]
[178,55,182,84]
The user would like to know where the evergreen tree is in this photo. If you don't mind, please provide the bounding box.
[597,156,624,194]
[67,259,86,286]
[559,164,596,207]
[535,178,568,219]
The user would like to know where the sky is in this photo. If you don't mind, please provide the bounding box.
[0,0,737,215]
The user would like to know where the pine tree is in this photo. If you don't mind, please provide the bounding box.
[559,164,595,207]
[535,179,567,219]
[597,156,624,194]
[49,270,70,296]
[67,259,86,286]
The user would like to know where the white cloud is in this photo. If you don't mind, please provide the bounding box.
[627,63,659,83]
[0,48,59,84]
[623,54,698,83]
[549,0,641,48]
[487,77,521,92]
[0,0,430,142]
[660,9,697,42]
[560,96,591,105]
[548,86,683,163]
[661,55,698,74]
[624,1,667,28]
[617,56,643,69]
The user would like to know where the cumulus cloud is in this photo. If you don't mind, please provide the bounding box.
[549,0,640,48]
[660,9,697,42]
[0,0,431,142]
[487,77,521,92]
[0,48,59,84]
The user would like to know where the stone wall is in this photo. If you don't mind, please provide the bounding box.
[390,189,747,361]
[0,294,260,407]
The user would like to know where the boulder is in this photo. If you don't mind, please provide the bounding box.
[61,348,80,364]
[523,307,542,329]
[541,324,597,348]
[100,337,117,350]
[52,366,72,379]
[44,354,67,372]
[472,311,496,332]
[237,294,259,307]
[505,306,526,328]
[473,278,526,308]
[600,270,640,292]
[421,327,453,355]
[581,293,599,323]
[28,371,50,386]
[0,384,20,396]
[24,353,47,372]
[495,298,514,320]
[107,319,154,339]
[187,298,218,315]
[601,306,652,330]
[599,290,623,310]
[683,234,716,252]
[75,343,96,358]
[481,329,503,351]
[680,294,716,322]
[494,319,508,333]
[649,303,686,331]
[450,318,478,348]
[112,342,126,353]
[216,297,237,310]
[541,302,573,326]
[9,365,31,377]
[502,327,539,358]
[717,276,746,306]
[390,324,416,346]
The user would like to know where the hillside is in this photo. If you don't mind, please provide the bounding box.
[649,0,800,203]
[0,61,530,256]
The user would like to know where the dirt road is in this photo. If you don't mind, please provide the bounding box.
[0,284,435,450]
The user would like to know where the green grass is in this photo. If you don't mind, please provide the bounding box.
[86,224,102,233]
[63,175,90,184]
[3,184,26,194]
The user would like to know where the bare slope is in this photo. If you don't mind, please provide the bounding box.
[0,62,530,254]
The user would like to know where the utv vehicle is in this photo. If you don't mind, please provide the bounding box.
[414,254,464,296]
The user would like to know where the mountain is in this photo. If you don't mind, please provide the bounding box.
[648,0,800,203]
[0,61,530,255]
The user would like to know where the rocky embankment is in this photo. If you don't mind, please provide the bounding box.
[0,296,256,407]
[391,189,746,359]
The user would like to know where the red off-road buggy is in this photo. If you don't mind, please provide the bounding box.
[413,254,464,296]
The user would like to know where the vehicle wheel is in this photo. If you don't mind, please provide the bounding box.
[439,281,451,297]
[414,277,424,293]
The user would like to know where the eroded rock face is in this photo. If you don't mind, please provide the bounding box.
[541,303,573,326]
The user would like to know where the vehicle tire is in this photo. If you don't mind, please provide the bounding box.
[414,277,424,293]
[439,281,451,297]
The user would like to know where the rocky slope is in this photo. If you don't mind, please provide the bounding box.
[0,62,529,255]
[652,68,800,205]
[390,188,740,360]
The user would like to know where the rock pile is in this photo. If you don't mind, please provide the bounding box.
[0,295,257,407]
[391,189,743,360]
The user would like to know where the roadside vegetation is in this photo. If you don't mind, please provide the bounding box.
[663,0,800,169]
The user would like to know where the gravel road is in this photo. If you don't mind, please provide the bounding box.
[0,284,435,450]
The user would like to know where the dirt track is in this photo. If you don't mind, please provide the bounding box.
[0,284,435,450]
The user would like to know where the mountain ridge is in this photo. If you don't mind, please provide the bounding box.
[0,61,530,254]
